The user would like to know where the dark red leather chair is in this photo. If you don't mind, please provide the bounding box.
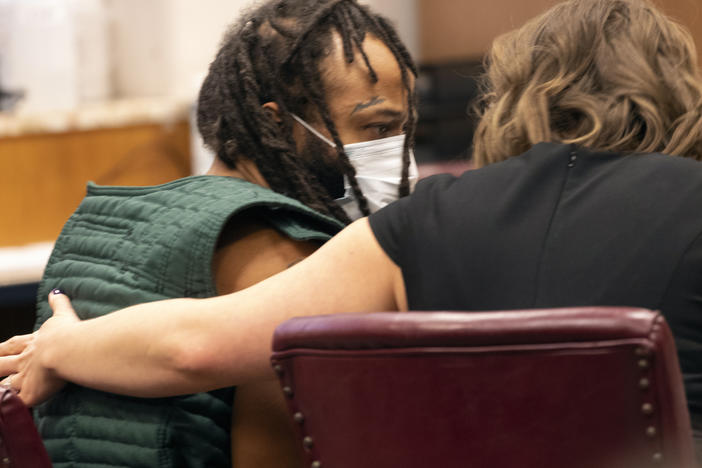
[271,307,697,468]
[0,387,52,467]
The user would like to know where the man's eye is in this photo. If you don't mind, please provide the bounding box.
[366,124,390,137]
[376,125,390,136]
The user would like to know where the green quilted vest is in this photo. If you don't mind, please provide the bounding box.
[34,175,343,468]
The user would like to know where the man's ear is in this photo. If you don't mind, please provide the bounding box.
[262,102,283,123]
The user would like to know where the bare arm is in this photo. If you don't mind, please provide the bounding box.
[212,214,322,295]
[212,215,320,468]
[3,218,406,405]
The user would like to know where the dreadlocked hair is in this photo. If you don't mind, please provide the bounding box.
[197,0,418,224]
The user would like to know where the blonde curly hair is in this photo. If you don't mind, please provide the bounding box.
[473,0,702,167]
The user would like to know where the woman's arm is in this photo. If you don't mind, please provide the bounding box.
[1,218,406,406]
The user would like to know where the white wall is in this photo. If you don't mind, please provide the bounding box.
[0,0,417,110]
[108,0,419,101]
[166,0,252,99]
[0,0,111,112]
[108,0,249,99]
[365,0,419,61]
[109,0,170,98]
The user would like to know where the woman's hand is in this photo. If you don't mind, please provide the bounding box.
[0,290,78,406]
[0,333,33,391]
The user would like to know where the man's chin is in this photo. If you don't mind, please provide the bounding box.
[300,140,345,199]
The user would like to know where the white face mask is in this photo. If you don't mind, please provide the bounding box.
[291,113,418,221]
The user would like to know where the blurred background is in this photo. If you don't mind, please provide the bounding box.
[0,0,700,338]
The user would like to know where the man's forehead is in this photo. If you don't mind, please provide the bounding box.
[320,32,404,95]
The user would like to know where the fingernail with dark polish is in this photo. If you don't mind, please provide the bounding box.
[51,289,63,295]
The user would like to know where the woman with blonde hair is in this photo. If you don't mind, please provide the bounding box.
[2,0,702,462]
[473,0,702,165]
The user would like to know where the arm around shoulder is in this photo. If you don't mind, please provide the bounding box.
[30,218,405,399]
[178,217,407,386]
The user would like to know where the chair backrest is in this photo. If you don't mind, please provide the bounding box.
[0,387,52,467]
[271,307,697,468]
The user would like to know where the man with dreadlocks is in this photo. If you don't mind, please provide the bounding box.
[20,1,418,467]
[199,0,418,224]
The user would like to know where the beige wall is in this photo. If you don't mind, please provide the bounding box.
[420,0,702,65]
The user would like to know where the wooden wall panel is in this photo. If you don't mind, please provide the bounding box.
[0,122,191,246]
[420,0,560,63]
[420,0,702,66]
[659,0,702,68]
